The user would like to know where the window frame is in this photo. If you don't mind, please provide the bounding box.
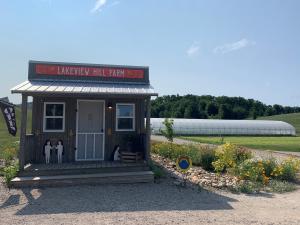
[43,102,66,132]
[115,103,135,131]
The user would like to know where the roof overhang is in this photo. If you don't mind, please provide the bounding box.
[11,80,158,96]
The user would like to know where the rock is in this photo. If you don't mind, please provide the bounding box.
[191,176,199,183]
[152,153,240,190]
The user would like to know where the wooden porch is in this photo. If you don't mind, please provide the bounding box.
[21,161,149,176]
[25,161,148,171]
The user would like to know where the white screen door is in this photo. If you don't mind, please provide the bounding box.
[76,100,105,161]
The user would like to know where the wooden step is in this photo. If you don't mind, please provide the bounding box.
[19,165,150,177]
[11,171,154,188]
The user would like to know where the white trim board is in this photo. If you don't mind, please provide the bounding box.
[43,102,66,133]
[115,103,135,132]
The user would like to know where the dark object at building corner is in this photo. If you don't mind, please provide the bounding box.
[0,97,17,136]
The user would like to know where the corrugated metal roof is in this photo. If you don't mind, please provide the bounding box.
[11,80,158,96]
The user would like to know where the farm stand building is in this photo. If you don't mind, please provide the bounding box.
[10,61,157,186]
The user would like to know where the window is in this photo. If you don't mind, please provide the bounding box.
[43,102,65,132]
[116,103,135,131]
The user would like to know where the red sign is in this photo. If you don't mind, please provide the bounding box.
[35,64,144,79]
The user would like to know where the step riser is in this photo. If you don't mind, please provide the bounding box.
[11,175,154,188]
[19,166,150,177]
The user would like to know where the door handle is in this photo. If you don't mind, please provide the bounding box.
[101,128,104,133]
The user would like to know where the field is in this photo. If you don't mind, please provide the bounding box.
[257,112,300,135]
[181,113,300,152]
[0,107,31,158]
[180,136,300,152]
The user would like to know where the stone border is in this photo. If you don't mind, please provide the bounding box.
[151,154,239,190]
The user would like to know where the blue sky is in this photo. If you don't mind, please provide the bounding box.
[1,0,300,106]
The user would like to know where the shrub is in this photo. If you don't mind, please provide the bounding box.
[3,162,19,185]
[151,142,202,165]
[237,159,268,183]
[187,145,203,166]
[273,158,300,181]
[266,180,297,193]
[237,157,300,185]
[212,143,253,173]
[236,146,252,164]
[262,158,277,177]
[237,180,263,194]
[234,180,296,194]
[212,143,238,172]
[2,147,18,165]
[149,160,165,179]
[152,142,179,160]
[199,147,216,171]
[151,142,215,170]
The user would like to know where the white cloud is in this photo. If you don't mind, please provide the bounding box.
[90,0,120,13]
[91,0,107,13]
[108,1,120,7]
[186,42,200,57]
[213,38,256,54]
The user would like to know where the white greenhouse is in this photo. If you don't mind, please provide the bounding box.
[150,118,296,136]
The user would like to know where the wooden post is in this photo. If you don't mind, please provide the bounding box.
[145,96,151,162]
[19,94,28,171]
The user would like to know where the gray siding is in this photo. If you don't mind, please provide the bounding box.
[30,95,146,163]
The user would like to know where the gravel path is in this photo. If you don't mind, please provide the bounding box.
[0,177,300,225]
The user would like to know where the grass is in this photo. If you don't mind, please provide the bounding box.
[0,106,32,159]
[149,160,166,179]
[2,161,19,185]
[266,180,297,193]
[233,180,297,194]
[180,136,300,152]
[257,113,300,135]
[179,112,300,152]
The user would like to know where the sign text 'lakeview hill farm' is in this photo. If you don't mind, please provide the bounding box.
[35,64,145,79]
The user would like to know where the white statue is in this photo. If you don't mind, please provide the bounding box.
[44,140,52,164]
[113,146,120,161]
[55,140,64,164]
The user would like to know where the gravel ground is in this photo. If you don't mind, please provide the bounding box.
[0,136,299,225]
[0,177,300,225]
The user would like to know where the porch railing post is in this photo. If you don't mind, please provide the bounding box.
[19,94,28,171]
[145,96,151,162]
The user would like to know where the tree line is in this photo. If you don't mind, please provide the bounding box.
[151,95,300,120]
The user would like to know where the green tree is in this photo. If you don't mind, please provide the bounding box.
[265,106,275,116]
[151,94,298,120]
[218,104,233,119]
[206,102,219,116]
[233,106,248,119]
[160,118,174,142]
[273,104,284,115]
